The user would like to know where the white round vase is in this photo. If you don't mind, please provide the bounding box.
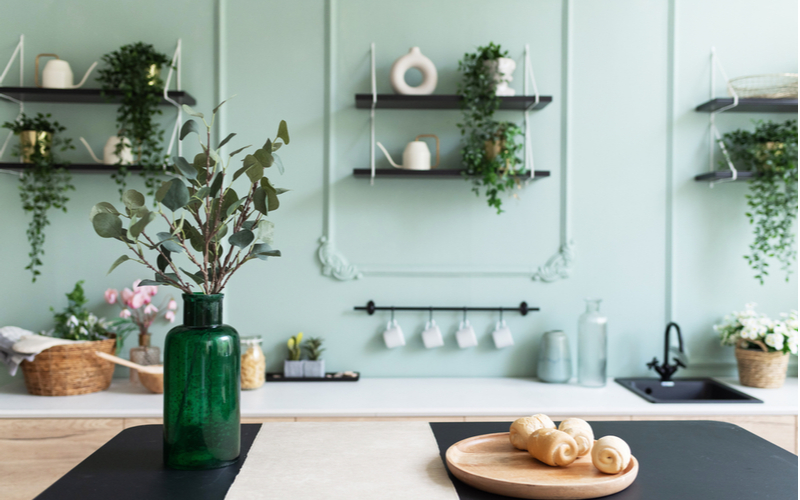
[390,47,438,95]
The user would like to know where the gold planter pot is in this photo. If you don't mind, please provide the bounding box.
[19,130,53,163]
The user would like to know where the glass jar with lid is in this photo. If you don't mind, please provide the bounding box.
[240,336,266,390]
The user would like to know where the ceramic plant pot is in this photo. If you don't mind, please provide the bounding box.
[303,360,325,378]
[284,360,304,378]
[163,294,240,470]
[483,57,517,96]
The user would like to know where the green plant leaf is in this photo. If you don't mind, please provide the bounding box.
[243,154,264,184]
[220,189,239,215]
[218,133,236,148]
[213,96,235,114]
[122,190,145,210]
[173,156,198,179]
[161,179,190,211]
[180,119,199,140]
[89,202,120,222]
[255,147,274,168]
[262,178,280,211]
[228,229,254,248]
[181,222,204,252]
[129,210,157,238]
[252,243,280,260]
[212,223,228,242]
[276,120,290,144]
[182,104,204,119]
[252,186,268,214]
[137,279,161,287]
[232,162,250,181]
[229,145,250,157]
[155,181,171,203]
[208,147,222,166]
[157,251,171,272]
[225,198,245,218]
[180,267,205,286]
[107,255,130,274]
[276,188,290,195]
[245,219,275,244]
[92,212,124,238]
[209,173,224,198]
[272,153,285,175]
[157,232,184,253]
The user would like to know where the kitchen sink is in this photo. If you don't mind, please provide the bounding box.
[615,378,763,404]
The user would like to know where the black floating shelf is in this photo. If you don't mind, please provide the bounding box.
[0,163,145,173]
[353,168,550,179]
[355,94,552,111]
[0,87,196,106]
[694,170,755,182]
[695,98,797,113]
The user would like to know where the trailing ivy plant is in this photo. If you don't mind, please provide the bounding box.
[97,42,170,197]
[2,113,75,281]
[90,99,290,295]
[457,42,524,213]
[720,119,798,284]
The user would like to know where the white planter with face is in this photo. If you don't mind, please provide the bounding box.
[484,57,517,96]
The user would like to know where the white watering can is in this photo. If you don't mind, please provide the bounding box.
[35,54,98,89]
[376,134,439,171]
[80,136,133,165]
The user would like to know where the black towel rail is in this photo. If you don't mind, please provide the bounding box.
[354,301,537,316]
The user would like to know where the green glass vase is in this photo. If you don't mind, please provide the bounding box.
[163,293,240,470]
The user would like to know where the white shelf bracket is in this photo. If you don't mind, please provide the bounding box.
[0,34,25,163]
[523,44,540,181]
[370,42,376,186]
[162,39,183,160]
[707,46,739,188]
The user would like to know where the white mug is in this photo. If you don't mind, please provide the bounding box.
[421,319,444,349]
[383,319,405,349]
[492,320,514,349]
[455,320,478,349]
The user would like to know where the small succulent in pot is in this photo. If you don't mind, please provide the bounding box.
[303,336,325,378]
[284,332,304,378]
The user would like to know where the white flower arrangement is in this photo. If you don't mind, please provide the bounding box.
[715,303,798,355]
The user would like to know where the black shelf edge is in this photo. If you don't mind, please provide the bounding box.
[0,163,145,173]
[353,168,550,179]
[355,94,552,111]
[0,87,196,106]
[695,98,797,113]
[694,170,755,181]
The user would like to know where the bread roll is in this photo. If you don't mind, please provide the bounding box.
[557,418,594,456]
[509,414,556,450]
[526,428,579,466]
[591,435,631,474]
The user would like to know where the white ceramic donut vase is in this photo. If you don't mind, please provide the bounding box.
[390,47,438,95]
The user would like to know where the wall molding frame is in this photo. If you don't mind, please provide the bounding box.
[317,0,576,282]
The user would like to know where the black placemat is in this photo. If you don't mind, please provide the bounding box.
[430,420,798,500]
[35,424,261,500]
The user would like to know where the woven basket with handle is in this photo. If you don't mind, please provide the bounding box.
[735,340,789,389]
[20,337,117,396]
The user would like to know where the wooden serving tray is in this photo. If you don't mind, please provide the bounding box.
[445,432,638,500]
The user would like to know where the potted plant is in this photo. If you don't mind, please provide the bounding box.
[715,303,798,388]
[97,42,171,196]
[2,113,75,281]
[303,336,325,378]
[457,43,524,213]
[285,332,304,378]
[720,119,798,284]
[89,99,291,470]
[20,281,136,396]
[104,280,177,385]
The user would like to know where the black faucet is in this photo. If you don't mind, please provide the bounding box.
[647,322,686,382]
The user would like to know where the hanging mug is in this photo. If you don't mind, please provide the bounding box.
[422,319,444,349]
[383,319,405,349]
[492,320,514,349]
[455,320,478,349]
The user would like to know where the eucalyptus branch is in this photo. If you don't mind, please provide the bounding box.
[140,231,193,292]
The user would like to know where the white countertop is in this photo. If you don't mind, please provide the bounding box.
[0,377,796,419]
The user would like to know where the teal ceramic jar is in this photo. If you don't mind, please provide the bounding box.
[163,293,240,470]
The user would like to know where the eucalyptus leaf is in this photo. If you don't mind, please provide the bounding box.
[209,148,222,166]
[180,119,199,140]
[229,145,250,158]
[107,255,130,274]
[220,189,239,214]
[209,173,224,198]
[161,179,190,211]
[252,243,281,260]
[129,210,157,238]
[180,267,205,286]
[182,104,204,118]
[253,186,268,214]
[157,232,184,253]
[213,223,229,242]
[90,202,120,222]
[137,279,162,287]
[254,147,273,169]
[232,162,249,182]
[228,229,254,248]
[173,156,198,179]
[157,251,172,272]
[213,96,235,115]
[262,178,280,211]
[225,198,245,218]
[218,133,236,148]
[155,181,171,203]
[245,163,264,185]
[276,120,290,145]
[122,190,145,210]
[93,212,124,238]
[273,152,285,175]
[275,188,290,195]
[181,222,204,252]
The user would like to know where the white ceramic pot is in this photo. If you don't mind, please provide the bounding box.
[390,47,438,95]
[484,57,517,96]
[283,360,304,378]
[303,360,325,378]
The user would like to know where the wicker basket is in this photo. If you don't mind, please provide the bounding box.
[728,74,798,99]
[20,337,117,396]
[735,341,790,389]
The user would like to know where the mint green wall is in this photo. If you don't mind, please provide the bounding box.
[0,0,796,386]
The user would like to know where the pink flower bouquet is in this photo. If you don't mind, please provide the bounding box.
[105,280,178,337]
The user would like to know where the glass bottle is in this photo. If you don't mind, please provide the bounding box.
[129,332,160,385]
[163,294,240,470]
[578,299,608,387]
[240,336,266,390]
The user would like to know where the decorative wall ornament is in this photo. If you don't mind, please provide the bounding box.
[532,242,576,282]
[318,236,362,280]
[389,47,437,95]
[318,0,576,283]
